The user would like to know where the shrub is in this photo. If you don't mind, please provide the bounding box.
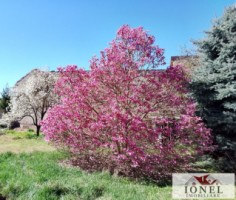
[8,120,20,130]
[42,25,213,181]
[0,124,7,129]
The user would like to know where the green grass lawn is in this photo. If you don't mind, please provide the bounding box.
[0,130,54,154]
[0,130,172,200]
[0,130,235,200]
[0,151,172,200]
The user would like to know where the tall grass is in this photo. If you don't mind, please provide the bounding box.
[0,152,171,200]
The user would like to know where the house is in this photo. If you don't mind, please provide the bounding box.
[170,55,200,76]
[15,69,42,88]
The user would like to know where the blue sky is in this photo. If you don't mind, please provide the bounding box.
[0,0,236,92]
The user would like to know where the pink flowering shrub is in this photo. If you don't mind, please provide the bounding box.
[41,25,212,180]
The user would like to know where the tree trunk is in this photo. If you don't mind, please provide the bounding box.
[36,125,41,137]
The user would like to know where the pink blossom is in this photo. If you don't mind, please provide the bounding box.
[41,25,213,180]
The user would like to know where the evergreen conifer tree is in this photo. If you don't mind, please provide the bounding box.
[191,5,236,170]
[0,85,10,113]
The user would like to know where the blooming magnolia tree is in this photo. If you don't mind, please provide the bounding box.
[42,25,212,180]
[5,70,57,136]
